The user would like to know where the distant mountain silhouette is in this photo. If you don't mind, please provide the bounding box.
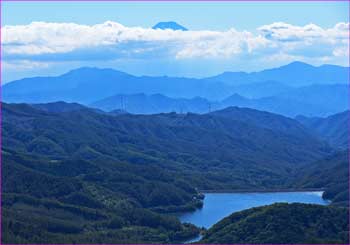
[221,84,348,117]
[210,61,348,86]
[152,21,188,31]
[91,93,211,114]
[91,82,348,117]
[3,62,348,117]
[226,81,292,98]
[3,67,232,103]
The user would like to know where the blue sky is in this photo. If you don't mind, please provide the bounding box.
[2,1,349,82]
[3,2,348,30]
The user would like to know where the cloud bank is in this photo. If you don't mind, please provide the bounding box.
[2,21,349,70]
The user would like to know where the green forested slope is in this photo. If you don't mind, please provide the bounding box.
[200,151,349,244]
[3,103,332,189]
[200,203,349,244]
[2,102,336,243]
[2,149,202,243]
[297,110,348,149]
[296,151,349,206]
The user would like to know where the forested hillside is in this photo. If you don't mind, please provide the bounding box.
[296,151,349,206]
[199,151,349,244]
[3,103,332,189]
[200,203,349,244]
[297,110,348,149]
[2,102,336,243]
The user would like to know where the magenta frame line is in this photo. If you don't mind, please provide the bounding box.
[0,0,350,2]
[0,0,349,245]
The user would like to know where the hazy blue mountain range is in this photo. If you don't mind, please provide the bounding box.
[296,110,348,149]
[3,67,232,103]
[91,93,212,114]
[221,83,347,117]
[90,82,347,117]
[3,62,348,117]
[226,81,293,98]
[209,61,349,86]
[152,21,188,31]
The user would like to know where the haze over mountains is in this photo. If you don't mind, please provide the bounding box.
[3,61,348,117]
[209,61,348,86]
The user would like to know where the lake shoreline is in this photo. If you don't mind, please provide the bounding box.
[179,191,329,230]
[179,190,329,243]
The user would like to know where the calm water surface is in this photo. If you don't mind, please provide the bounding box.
[179,191,328,229]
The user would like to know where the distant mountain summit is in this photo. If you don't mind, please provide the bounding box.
[152,21,188,31]
[3,61,348,117]
[211,61,348,86]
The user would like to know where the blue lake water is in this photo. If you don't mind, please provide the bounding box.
[179,191,329,229]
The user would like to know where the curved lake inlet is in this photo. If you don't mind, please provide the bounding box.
[179,191,329,229]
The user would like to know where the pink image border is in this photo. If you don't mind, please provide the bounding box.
[0,0,349,245]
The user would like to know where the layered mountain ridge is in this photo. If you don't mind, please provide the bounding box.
[3,62,348,117]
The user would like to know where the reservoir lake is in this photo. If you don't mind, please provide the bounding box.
[178,191,329,229]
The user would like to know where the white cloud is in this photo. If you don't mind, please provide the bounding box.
[2,21,349,63]
[3,60,50,70]
[333,46,348,57]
